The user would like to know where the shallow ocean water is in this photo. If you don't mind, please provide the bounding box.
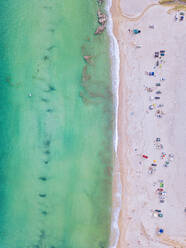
[0,0,113,247]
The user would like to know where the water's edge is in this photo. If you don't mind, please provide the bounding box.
[105,1,122,248]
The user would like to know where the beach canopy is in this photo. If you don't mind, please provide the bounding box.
[133,29,141,34]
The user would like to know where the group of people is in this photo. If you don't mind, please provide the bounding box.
[143,49,172,236]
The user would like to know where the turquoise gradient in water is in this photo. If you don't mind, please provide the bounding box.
[0,0,113,247]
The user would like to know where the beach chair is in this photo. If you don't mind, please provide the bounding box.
[149,72,155,76]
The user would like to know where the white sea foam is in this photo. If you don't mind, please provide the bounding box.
[105,1,122,248]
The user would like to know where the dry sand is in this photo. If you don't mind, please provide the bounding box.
[111,0,186,247]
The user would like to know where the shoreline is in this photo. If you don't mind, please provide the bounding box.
[109,0,129,247]
[105,0,122,248]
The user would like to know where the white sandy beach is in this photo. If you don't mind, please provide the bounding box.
[111,0,186,247]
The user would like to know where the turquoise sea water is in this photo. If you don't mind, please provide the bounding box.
[0,0,113,247]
